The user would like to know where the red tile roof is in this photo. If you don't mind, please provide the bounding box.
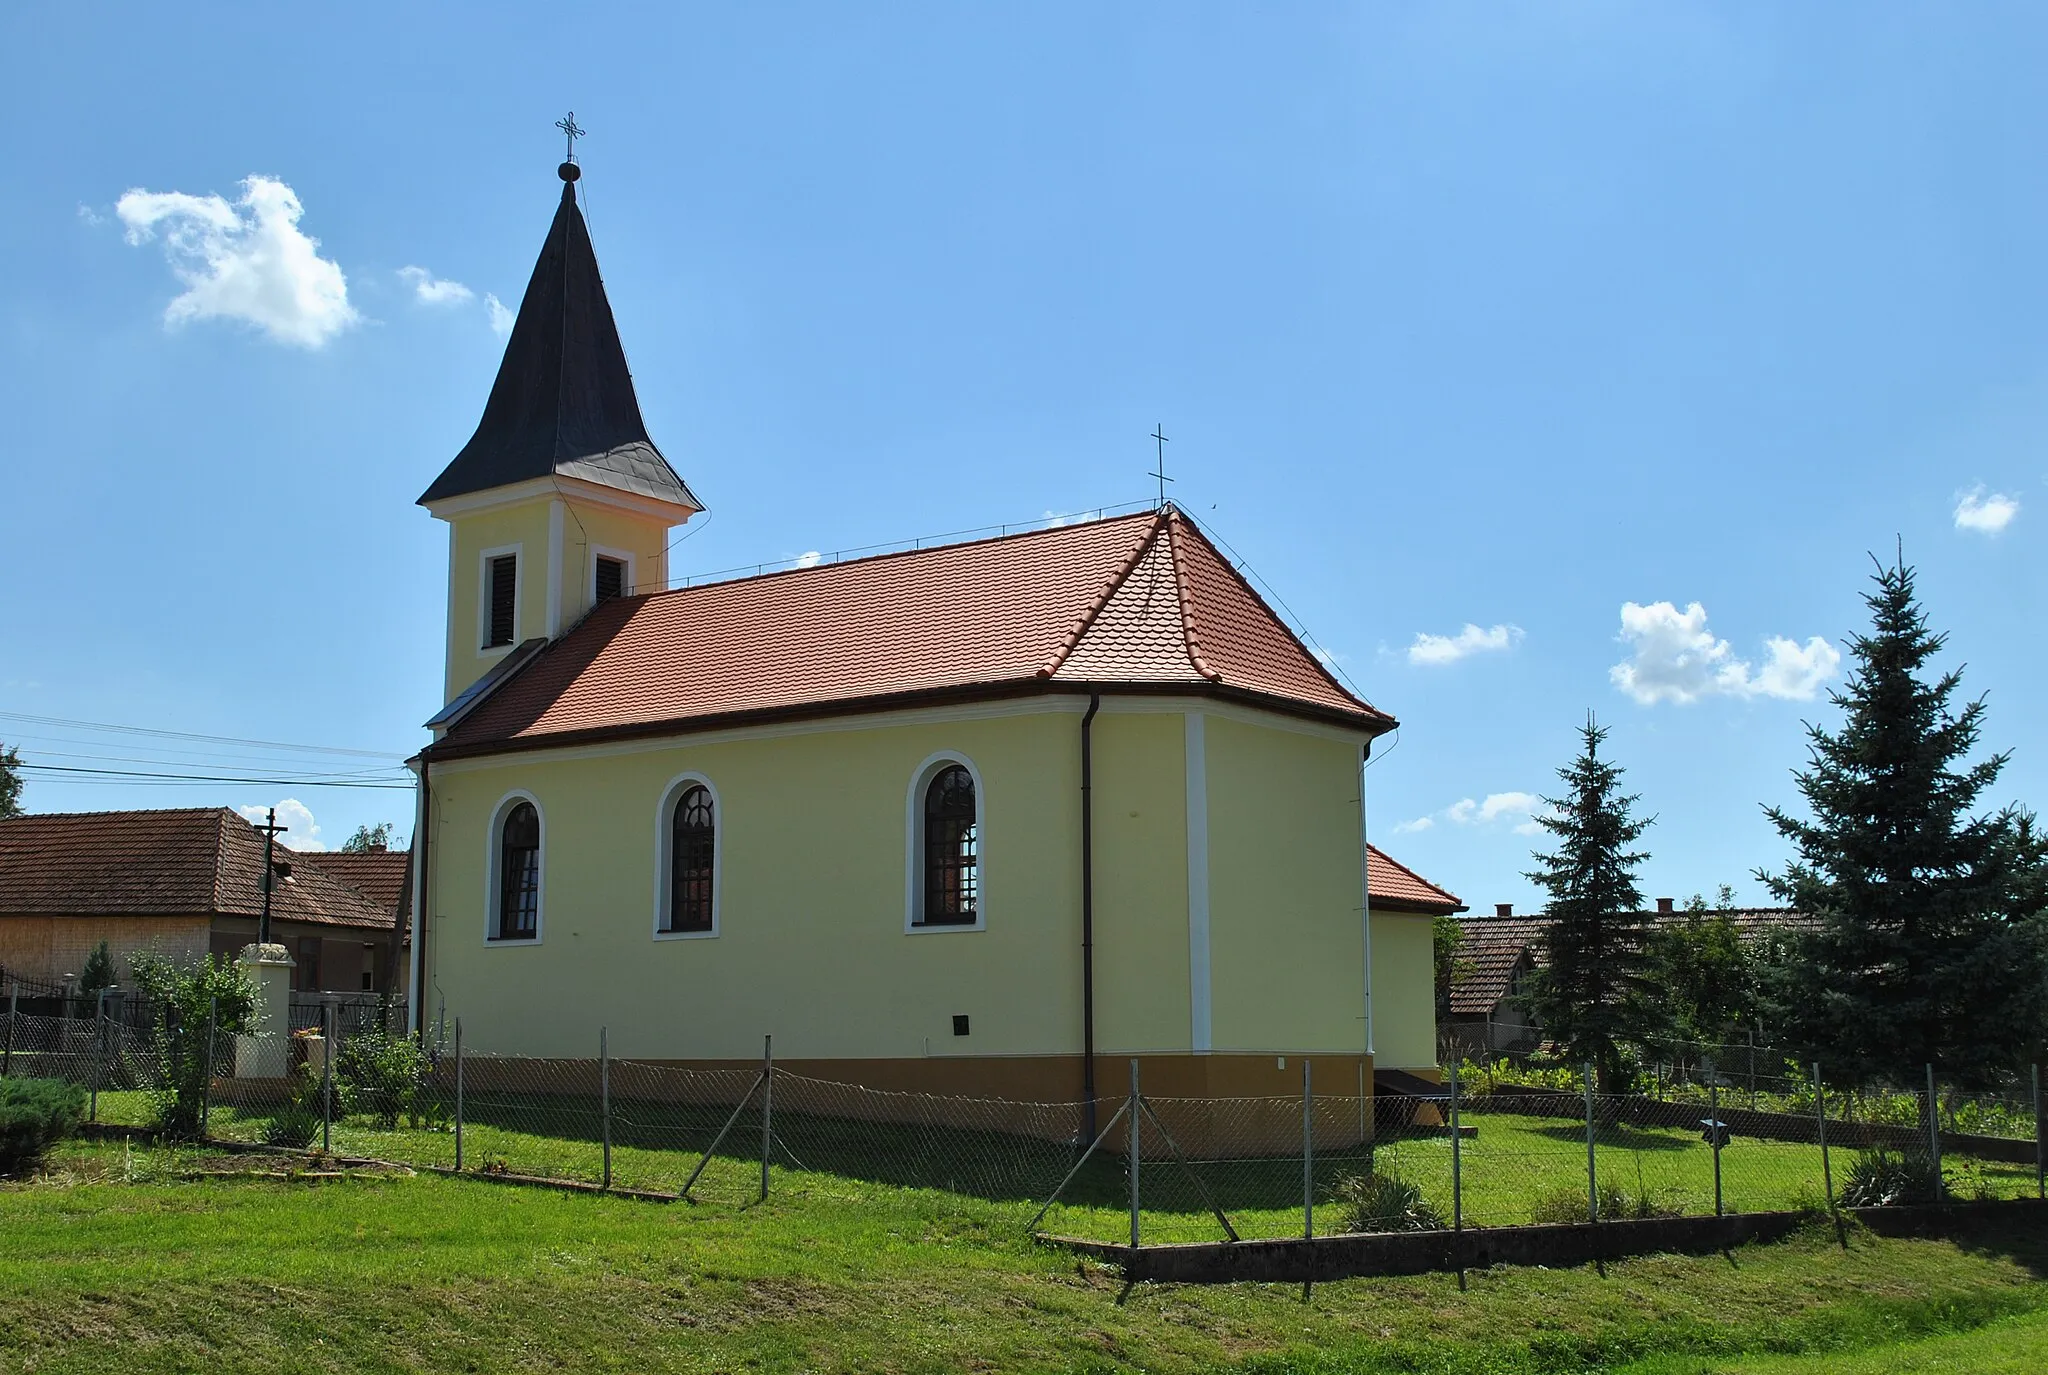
[0,809,395,932]
[437,509,1391,754]
[1446,908,1814,1015]
[296,849,411,918]
[1367,846,1465,914]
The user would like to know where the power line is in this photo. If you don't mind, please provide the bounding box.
[0,711,406,760]
[17,763,414,790]
[16,747,408,782]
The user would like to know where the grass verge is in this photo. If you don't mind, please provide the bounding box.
[1,1140,2045,1373]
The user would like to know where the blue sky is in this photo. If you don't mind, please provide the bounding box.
[2,4,2042,910]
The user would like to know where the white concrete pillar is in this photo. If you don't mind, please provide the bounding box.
[235,943,294,1079]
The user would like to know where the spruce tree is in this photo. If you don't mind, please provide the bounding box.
[1526,717,1657,1091]
[0,742,22,819]
[1761,554,2048,1090]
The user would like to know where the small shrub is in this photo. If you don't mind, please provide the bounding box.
[335,1029,430,1130]
[1840,1148,1945,1207]
[1333,1171,1445,1233]
[129,952,259,1139]
[0,1077,87,1175]
[262,1068,324,1148]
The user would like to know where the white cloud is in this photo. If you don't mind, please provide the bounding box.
[1954,485,2019,535]
[794,551,822,569]
[1609,601,1839,705]
[116,176,358,348]
[398,265,474,305]
[1407,790,1548,838]
[1407,623,1522,666]
[236,798,324,852]
[485,292,514,336]
[77,203,105,228]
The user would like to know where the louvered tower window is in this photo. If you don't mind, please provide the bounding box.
[486,555,518,648]
[595,555,626,603]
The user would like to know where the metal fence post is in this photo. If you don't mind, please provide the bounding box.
[2034,1063,2043,1201]
[600,1026,612,1190]
[1303,1059,1314,1241]
[1128,1058,1141,1250]
[1710,1078,1723,1216]
[3,986,14,1077]
[202,996,217,1136]
[453,1018,464,1174]
[760,1034,773,1202]
[321,1002,334,1154]
[1925,1063,1941,1187]
[1815,1062,1838,1233]
[91,989,106,1123]
[1585,1061,1598,1224]
[1450,1059,1463,1232]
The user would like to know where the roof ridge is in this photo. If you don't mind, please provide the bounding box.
[210,808,232,914]
[1036,510,1174,678]
[1168,510,1378,714]
[631,509,1163,609]
[1162,512,1223,682]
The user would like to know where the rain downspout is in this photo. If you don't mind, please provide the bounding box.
[1081,692,1101,1139]
[407,755,431,1039]
[1359,744,1374,1060]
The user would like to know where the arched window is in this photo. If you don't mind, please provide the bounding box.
[495,800,541,940]
[666,784,716,933]
[920,764,979,926]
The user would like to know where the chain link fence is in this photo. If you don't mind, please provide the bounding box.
[7,1002,2044,1248]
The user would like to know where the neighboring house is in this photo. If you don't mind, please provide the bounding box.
[298,845,413,995]
[1443,900,1810,1054]
[0,809,402,996]
[404,157,1459,1106]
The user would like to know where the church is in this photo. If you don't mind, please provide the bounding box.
[405,154,1460,1108]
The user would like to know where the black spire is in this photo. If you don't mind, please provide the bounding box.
[418,164,700,510]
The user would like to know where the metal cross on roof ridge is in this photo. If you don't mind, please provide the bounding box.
[556,111,587,163]
[1149,424,1174,510]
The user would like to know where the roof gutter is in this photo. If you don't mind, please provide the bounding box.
[423,677,1396,766]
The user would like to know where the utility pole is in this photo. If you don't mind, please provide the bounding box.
[252,807,289,946]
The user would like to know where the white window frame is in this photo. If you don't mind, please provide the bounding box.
[905,750,986,934]
[652,771,722,941]
[484,789,544,945]
[590,544,638,606]
[477,543,523,654]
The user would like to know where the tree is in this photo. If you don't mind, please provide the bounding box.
[1525,717,1657,1091]
[1760,554,2048,1090]
[77,941,118,998]
[342,822,398,853]
[0,742,23,819]
[1645,887,1752,1047]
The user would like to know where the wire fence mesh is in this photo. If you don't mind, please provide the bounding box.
[7,1005,2044,1244]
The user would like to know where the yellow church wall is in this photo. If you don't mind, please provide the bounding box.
[423,702,1197,1065]
[1088,709,1192,1054]
[443,499,553,702]
[1202,714,1370,1055]
[1368,911,1439,1071]
[554,500,672,626]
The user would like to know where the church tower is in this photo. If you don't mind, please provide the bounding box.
[420,152,702,708]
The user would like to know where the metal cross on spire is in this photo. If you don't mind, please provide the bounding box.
[1149,424,1174,510]
[556,111,587,164]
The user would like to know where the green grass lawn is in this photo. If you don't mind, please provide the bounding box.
[3,1140,2047,1374]
[1618,1306,2048,1373]
[83,1087,2043,1246]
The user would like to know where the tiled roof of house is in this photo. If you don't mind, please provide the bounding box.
[0,809,395,931]
[436,508,1392,755]
[296,849,411,918]
[1366,846,1465,914]
[1446,907,1814,1016]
